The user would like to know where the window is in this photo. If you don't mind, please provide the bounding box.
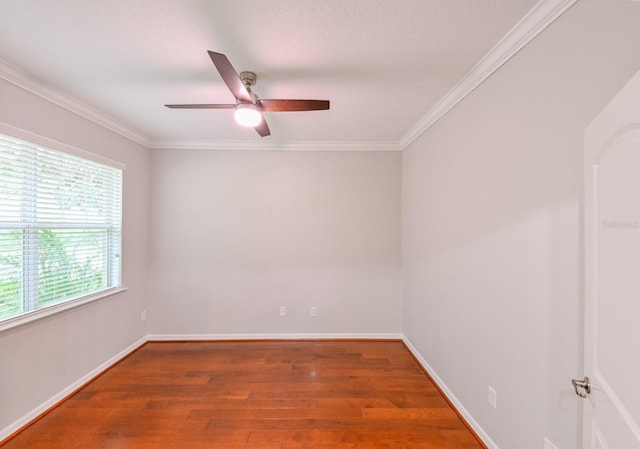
[0,131,122,326]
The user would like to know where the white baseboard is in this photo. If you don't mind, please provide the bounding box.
[147,332,404,341]
[401,336,498,449]
[0,336,147,441]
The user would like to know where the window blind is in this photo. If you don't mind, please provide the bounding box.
[0,132,122,322]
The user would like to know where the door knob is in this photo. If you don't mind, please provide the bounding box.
[571,376,591,398]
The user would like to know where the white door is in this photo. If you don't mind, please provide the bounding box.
[583,68,640,449]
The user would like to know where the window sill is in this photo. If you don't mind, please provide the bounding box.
[0,287,128,333]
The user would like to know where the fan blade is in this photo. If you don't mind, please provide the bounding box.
[255,115,271,137]
[207,51,251,102]
[259,99,330,112]
[165,104,236,109]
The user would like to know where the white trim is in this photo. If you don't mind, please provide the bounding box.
[0,57,151,148]
[147,139,401,152]
[402,336,498,449]
[0,0,576,153]
[148,332,404,341]
[398,0,577,150]
[0,336,147,441]
[0,288,128,333]
[0,121,127,170]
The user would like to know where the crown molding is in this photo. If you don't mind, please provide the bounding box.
[148,139,401,151]
[0,57,153,147]
[398,0,578,150]
[0,0,576,152]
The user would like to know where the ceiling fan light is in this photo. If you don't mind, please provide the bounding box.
[234,104,262,127]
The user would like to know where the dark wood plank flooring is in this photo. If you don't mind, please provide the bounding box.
[2,340,484,449]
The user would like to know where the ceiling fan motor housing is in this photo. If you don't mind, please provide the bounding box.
[239,71,257,89]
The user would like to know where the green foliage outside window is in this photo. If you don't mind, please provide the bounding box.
[0,229,106,318]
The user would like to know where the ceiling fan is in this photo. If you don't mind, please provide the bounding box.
[165,51,330,137]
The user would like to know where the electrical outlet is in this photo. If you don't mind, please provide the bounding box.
[488,386,497,409]
[310,306,317,317]
[279,306,287,317]
[140,310,147,322]
[544,438,558,449]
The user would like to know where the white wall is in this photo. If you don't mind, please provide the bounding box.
[401,2,640,449]
[0,79,150,435]
[4,1,640,447]
[149,149,401,336]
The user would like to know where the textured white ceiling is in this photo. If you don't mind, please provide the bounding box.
[0,0,538,148]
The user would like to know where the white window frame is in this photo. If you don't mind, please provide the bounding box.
[0,124,127,332]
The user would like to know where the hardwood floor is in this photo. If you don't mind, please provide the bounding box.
[2,340,485,449]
